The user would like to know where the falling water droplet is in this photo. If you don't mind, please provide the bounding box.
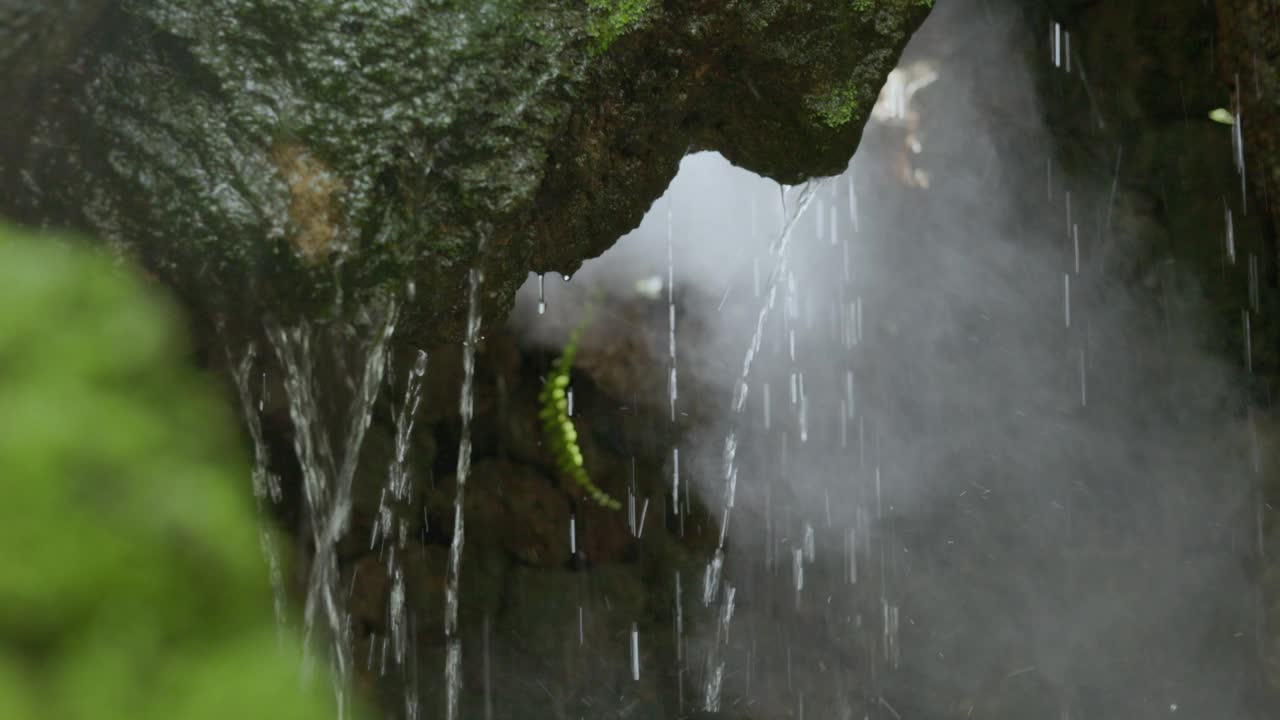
[630,623,641,681]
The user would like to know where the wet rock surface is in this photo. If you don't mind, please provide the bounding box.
[0,0,930,346]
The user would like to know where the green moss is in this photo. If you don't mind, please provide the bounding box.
[585,0,654,54]
[806,80,866,129]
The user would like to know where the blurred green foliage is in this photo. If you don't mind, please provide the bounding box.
[0,223,337,718]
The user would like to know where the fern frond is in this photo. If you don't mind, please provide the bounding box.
[538,312,621,510]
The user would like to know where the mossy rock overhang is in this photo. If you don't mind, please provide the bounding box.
[0,0,932,344]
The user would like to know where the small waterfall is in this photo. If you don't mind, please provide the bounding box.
[375,348,428,720]
[228,341,288,638]
[445,261,486,720]
[703,179,824,711]
[265,295,398,719]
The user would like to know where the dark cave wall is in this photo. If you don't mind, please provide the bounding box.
[1039,0,1280,694]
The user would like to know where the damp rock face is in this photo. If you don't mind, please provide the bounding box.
[1037,0,1280,694]
[1216,0,1280,264]
[0,0,932,341]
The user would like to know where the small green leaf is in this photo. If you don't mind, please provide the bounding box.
[1209,108,1236,125]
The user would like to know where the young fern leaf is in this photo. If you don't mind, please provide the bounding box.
[538,311,621,510]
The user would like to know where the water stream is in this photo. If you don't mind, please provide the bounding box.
[444,261,486,720]
[265,296,398,718]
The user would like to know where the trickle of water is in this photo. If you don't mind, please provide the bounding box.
[266,294,397,719]
[672,447,680,506]
[638,498,651,538]
[1064,273,1072,328]
[845,370,856,417]
[720,584,736,644]
[229,343,288,637]
[847,528,858,585]
[1225,203,1237,264]
[848,177,860,232]
[444,260,486,720]
[1073,224,1081,273]
[669,366,678,422]
[537,273,546,314]
[1051,21,1064,68]
[703,550,724,606]
[390,569,406,666]
[798,374,809,443]
[389,349,428,506]
[631,623,641,681]
[674,571,684,661]
[703,662,724,713]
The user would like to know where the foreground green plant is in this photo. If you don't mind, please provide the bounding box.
[538,310,621,510]
[0,223,341,719]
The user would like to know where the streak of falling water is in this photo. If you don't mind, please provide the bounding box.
[1225,203,1237,264]
[631,623,642,681]
[675,571,684,661]
[537,273,546,315]
[1232,81,1247,206]
[389,350,428,509]
[1073,224,1081,273]
[669,198,679,422]
[672,447,680,506]
[444,259,486,720]
[1063,273,1071,328]
[229,342,288,638]
[266,295,397,719]
[703,179,824,712]
[390,570,406,666]
[848,175,860,233]
[384,348,428,720]
[1051,21,1063,68]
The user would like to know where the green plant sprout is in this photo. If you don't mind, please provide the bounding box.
[538,309,621,510]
